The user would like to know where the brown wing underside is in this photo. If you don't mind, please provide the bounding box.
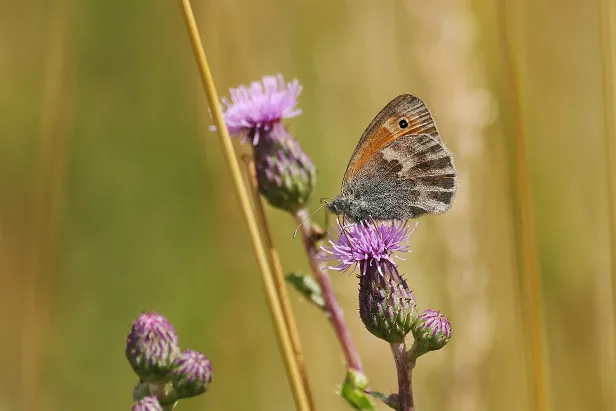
[342,94,439,186]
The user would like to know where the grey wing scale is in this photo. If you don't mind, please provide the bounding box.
[345,133,457,220]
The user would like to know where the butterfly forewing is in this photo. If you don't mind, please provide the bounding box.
[342,94,439,186]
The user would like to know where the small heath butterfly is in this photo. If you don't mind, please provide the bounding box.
[325,94,457,223]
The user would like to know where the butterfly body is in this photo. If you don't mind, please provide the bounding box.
[325,94,457,223]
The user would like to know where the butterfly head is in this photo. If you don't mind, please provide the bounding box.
[323,196,343,216]
[324,193,368,223]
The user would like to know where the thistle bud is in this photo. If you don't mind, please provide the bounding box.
[359,260,418,343]
[125,312,180,382]
[132,397,162,411]
[411,309,452,356]
[170,350,213,399]
[254,128,316,213]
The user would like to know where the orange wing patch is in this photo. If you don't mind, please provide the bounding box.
[343,127,396,184]
[342,95,438,185]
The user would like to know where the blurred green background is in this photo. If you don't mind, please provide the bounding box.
[1,0,614,410]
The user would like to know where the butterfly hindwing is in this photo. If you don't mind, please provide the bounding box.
[343,133,457,220]
[342,94,439,186]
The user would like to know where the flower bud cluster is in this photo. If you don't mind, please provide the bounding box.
[126,312,213,409]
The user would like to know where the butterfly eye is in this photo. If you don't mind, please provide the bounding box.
[398,118,409,129]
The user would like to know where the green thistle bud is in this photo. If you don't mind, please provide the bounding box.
[125,312,180,382]
[411,309,452,356]
[359,261,418,343]
[254,127,316,213]
[132,397,162,411]
[170,350,213,399]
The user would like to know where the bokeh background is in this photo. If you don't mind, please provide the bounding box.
[1,0,614,410]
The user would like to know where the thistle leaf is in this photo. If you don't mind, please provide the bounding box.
[286,272,326,312]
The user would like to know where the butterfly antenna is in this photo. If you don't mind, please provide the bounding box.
[293,204,325,238]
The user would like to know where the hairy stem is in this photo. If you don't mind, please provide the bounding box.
[391,342,414,411]
[294,208,364,373]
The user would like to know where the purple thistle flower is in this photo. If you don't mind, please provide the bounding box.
[125,312,180,382]
[216,74,302,145]
[322,221,419,342]
[132,396,162,411]
[412,309,452,355]
[170,350,213,399]
[216,74,314,213]
[321,220,417,276]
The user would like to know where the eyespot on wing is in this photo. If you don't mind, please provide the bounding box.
[342,94,439,186]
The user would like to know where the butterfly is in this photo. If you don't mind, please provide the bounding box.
[324,94,457,223]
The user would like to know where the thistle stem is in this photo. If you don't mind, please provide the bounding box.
[293,208,364,373]
[390,342,414,411]
[177,1,312,409]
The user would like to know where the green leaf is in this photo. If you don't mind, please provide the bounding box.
[339,368,376,410]
[286,272,327,311]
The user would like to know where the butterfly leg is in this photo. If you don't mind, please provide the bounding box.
[367,216,385,244]
[339,215,356,256]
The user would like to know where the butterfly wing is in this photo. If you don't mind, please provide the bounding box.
[342,94,439,187]
[344,133,456,220]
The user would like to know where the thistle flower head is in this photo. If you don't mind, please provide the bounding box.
[170,350,213,399]
[125,312,180,382]
[322,220,417,275]
[412,309,452,354]
[217,74,302,145]
[132,397,162,411]
[322,221,418,342]
[254,131,316,212]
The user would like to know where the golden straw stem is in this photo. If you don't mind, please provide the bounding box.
[21,1,73,409]
[597,0,616,407]
[495,1,550,410]
[240,155,315,409]
[176,1,313,410]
